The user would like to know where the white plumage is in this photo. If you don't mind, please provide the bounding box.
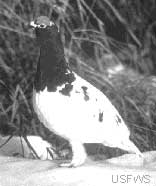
[31,16,142,167]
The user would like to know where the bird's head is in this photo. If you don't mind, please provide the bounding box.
[30,16,60,46]
[30,16,73,92]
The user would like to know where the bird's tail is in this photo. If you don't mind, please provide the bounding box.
[121,139,143,158]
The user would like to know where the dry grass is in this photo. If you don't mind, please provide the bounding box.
[0,0,156,159]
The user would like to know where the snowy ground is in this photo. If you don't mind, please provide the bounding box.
[0,135,156,186]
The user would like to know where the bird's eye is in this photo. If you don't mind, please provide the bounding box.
[39,24,46,28]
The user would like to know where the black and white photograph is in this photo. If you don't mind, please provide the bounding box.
[0,0,156,185]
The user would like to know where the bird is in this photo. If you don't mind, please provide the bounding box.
[30,16,143,167]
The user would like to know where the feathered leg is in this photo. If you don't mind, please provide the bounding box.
[60,140,87,167]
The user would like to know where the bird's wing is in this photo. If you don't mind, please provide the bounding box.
[34,72,130,145]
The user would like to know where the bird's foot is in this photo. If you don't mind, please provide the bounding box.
[59,154,87,167]
[59,162,75,168]
[60,141,87,167]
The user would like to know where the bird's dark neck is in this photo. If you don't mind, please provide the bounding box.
[34,40,75,92]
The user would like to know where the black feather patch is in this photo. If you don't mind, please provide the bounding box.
[34,24,76,92]
[81,86,89,101]
[59,84,73,96]
[98,112,103,122]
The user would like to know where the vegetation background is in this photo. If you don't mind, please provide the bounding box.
[0,0,156,160]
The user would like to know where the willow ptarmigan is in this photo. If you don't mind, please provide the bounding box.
[30,16,143,167]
